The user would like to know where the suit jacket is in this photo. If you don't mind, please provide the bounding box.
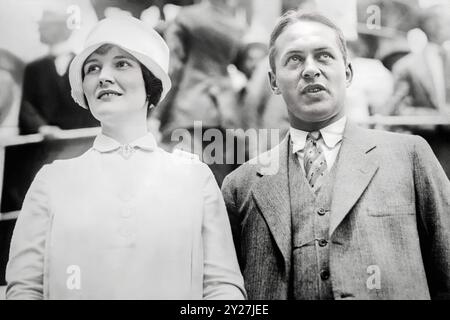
[222,122,450,300]
[19,56,99,134]
[156,2,244,136]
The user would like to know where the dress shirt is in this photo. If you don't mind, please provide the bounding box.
[290,116,346,172]
[50,43,74,77]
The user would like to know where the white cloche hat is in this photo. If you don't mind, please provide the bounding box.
[69,16,171,109]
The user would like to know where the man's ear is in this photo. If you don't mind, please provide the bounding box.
[345,62,353,87]
[268,70,281,94]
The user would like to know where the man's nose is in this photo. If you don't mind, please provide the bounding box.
[98,66,114,87]
[301,56,320,79]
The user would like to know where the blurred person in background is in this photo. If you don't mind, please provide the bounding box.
[6,16,245,300]
[387,5,450,116]
[153,0,245,186]
[19,9,99,135]
[0,49,24,136]
[345,38,393,120]
[242,55,289,155]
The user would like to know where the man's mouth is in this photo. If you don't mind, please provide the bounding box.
[301,84,327,94]
[97,90,123,99]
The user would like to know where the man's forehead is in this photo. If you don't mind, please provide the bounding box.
[276,20,340,48]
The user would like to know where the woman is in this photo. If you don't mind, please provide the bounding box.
[6,16,245,300]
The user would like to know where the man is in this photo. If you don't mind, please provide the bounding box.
[19,10,98,135]
[221,11,450,300]
[0,49,23,135]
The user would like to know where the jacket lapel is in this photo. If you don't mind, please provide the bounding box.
[329,122,379,237]
[251,135,292,272]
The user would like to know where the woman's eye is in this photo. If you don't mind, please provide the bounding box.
[85,64,100,74]
[116,60,131,69]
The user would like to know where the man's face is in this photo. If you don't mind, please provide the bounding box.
[269,21,352,129]
[38,20,71,46]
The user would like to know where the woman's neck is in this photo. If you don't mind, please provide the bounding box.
[101,114,149,145]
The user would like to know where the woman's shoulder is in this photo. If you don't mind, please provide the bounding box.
[158,148,213,179]
[38,148,94,177]
[160,148,203,165]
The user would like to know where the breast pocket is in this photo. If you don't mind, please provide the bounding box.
[366,203,415,217]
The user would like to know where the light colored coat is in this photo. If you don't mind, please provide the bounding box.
[6,134,245,299]
[222,122,450,300]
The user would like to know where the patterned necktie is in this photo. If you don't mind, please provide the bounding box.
[304,131,328,192]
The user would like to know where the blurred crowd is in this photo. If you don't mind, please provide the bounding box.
[1,0,450,181]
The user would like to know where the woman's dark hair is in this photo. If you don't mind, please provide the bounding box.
[140,63,163,108]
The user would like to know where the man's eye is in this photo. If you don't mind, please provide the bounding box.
[287,55,302,64]
[318,53,332,60]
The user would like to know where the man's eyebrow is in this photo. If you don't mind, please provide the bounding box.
[314,47,334,52]
[282,49,305,56]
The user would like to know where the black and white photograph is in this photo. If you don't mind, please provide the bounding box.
[0,0,449,305]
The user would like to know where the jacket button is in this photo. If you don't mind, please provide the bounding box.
[318,208,326,216]
[320,270,330,280]
[318,239,328,247]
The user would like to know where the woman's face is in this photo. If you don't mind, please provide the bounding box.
[82,45,147,122]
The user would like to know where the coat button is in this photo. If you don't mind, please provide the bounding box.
[318,239,328,247]
[320,269,330,280]
[318,208,326,216]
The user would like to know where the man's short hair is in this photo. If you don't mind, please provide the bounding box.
[269,11,348,73]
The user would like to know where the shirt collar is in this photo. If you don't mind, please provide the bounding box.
[290,116,347,153]
[93,132,157,153]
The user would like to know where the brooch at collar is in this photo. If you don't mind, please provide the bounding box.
[118,144,136,160]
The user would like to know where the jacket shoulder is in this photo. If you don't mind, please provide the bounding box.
[355,126,421,146]
[223,146,278,191]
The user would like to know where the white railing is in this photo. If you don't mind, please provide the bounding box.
[2,116,450,221]
[0,127,101,221]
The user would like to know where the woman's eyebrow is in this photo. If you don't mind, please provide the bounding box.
[113,55,135,60]
[84,58,99,65]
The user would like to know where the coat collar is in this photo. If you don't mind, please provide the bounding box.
[251,134,292,273]
[329,121,379,236]
[93,132,157,153]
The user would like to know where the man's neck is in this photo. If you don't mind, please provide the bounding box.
[48,41,72,57]
[289,114,345,132]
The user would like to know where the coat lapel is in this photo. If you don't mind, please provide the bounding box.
[251,135,292,272]
[329,122,379,237]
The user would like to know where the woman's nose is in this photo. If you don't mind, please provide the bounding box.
[98,66,114,87]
